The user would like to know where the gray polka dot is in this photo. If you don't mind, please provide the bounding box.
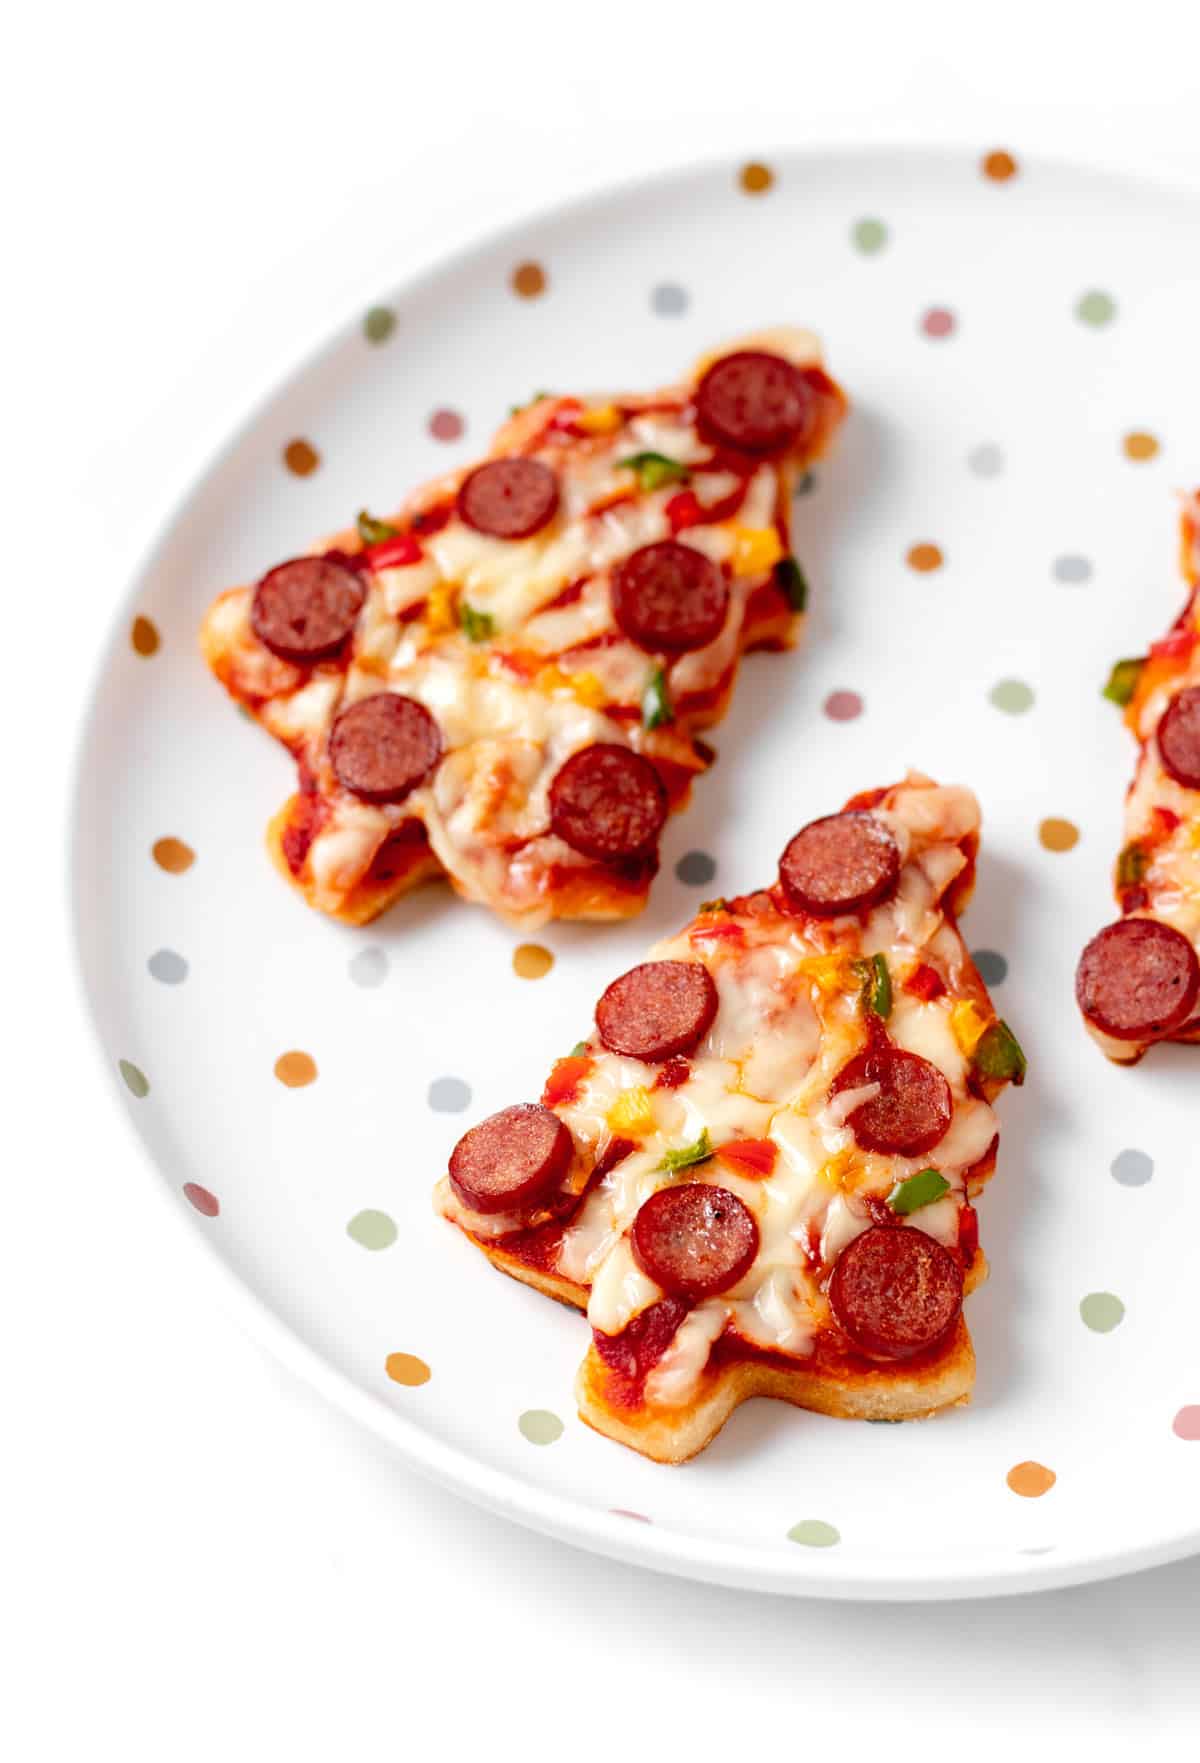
[968,443,1005,478]
[651,283,689,317]
[428,1076,472,1113]
[675,850,717,887]
[1111,1148,1153,1188]
[148,949,188,985]
[972,949,1008,986]
[1053,554,1092,585]
[348,947,388,988]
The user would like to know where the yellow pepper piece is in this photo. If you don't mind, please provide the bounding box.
[425,581,457,635]
[799,953,854,999]
[567,670,607,707]
[816,1148,856,1189]
[951,999,991,1055]
[576,403,623,435]
[731,526,785,577]
[607,1086,655,1136]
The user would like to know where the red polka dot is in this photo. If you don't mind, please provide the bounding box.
[1172,1405,1200,1440]
[824,690,863,722]
[183,1182,219,1217]
[921,308,956,339]
[429,409,464,442]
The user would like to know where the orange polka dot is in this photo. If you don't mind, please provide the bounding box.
[511,261,546,299]
[1007,1460,1056,1498]
[982,149,1018,182]
[1039,817,1080,852]
[513,943,554,980]
[906,542,944,573]
[283,438,320,476]
[385,1352,431,1387]
[131,615,160,656]
[152,837,195,874]
[274,1050,317,1087]
[1123,430,1160,462]
[739,161,773,195]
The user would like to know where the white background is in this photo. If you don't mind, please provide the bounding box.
[7,2,1200,1755]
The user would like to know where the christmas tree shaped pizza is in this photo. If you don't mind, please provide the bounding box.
[435,774,1026,1462]
[202,331,845,928]
[1077,493,1200,1062]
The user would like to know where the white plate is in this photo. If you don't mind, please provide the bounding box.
[72,147,1200,1599]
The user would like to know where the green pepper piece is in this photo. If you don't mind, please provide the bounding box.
[569,1041,589,1058]
[642,665,673,729]
[1115,843,1148,889]
[853,953,893,1020]
[1102,657,1145,707]
[459,603,496,643]
[973,1019,1027,1086]
[698,897,729,915]
[659,1129,712,1174]
[773,555,808,612]
[887,1168,951,1215]
[357,509,398,546]
[618,451,690,492]
[509,389,553,416]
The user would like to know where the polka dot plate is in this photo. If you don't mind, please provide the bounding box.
[72,148,1200,1599]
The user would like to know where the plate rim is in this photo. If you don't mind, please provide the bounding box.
[67,140,1200,1601]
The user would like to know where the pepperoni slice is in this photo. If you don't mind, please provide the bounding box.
[832,1046,953,1157]
[250,556,365,662]
[329,693,443,804]
[448,1102,573,1215]
[1157,686,1200,790]
[631,1183,759,1300]
[548,743,667,861]
[829,1225,963,1360]
[1075,917,1200,1042]
[695,350,816,455]
[610,541,730,653]
[456,458,559,539]
[595,959,718,1061]
[779,811,901,918]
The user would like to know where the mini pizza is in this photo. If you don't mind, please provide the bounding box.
[434,773,1026,1462]
[1077,492,1200,1063]
[201,330,846,928]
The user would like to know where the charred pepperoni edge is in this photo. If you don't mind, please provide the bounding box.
[777,811,902,919]
[250,556,366,664]
[447,1103,573,1216]
[610,541,731,654]
[591,1296,693,1408]
[1157,685,1200,790]
[1075,917,1200,1041]
[328,694,443,805]
[547,744,669,862]
[694,350,817,456]
[595,959,719,1062]
[631,1182,760,1301]
[455,458,559,539]
[827,1224,964,1361]
[831,1045,954,1158]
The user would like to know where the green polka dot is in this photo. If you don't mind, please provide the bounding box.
[518,1409,563,1445]
[851,218,887,255]
[1076,290,1116,327]
[1080,1291,1125,1333]
[346,1209,398,1251]
[989,678,1035,714]
[364,306,396,344]
[787,1519,840,1548]
[119,1059,149,1098]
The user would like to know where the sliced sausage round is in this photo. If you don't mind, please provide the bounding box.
[1157,685,1200,790]
[456,458,559,539]
[448,1103,574,1216]
[1075,916,1200,1042]
[596,959,718,1062]
[829,1225,963,1360]
[695,350,816,455]
[329,693,443,804]
[631,1182,759,1300]
[548,743,668,861]
[779,811,901,918]
[251,556,365,662]
[611,541,730,653]
[832,1046,953,1157]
